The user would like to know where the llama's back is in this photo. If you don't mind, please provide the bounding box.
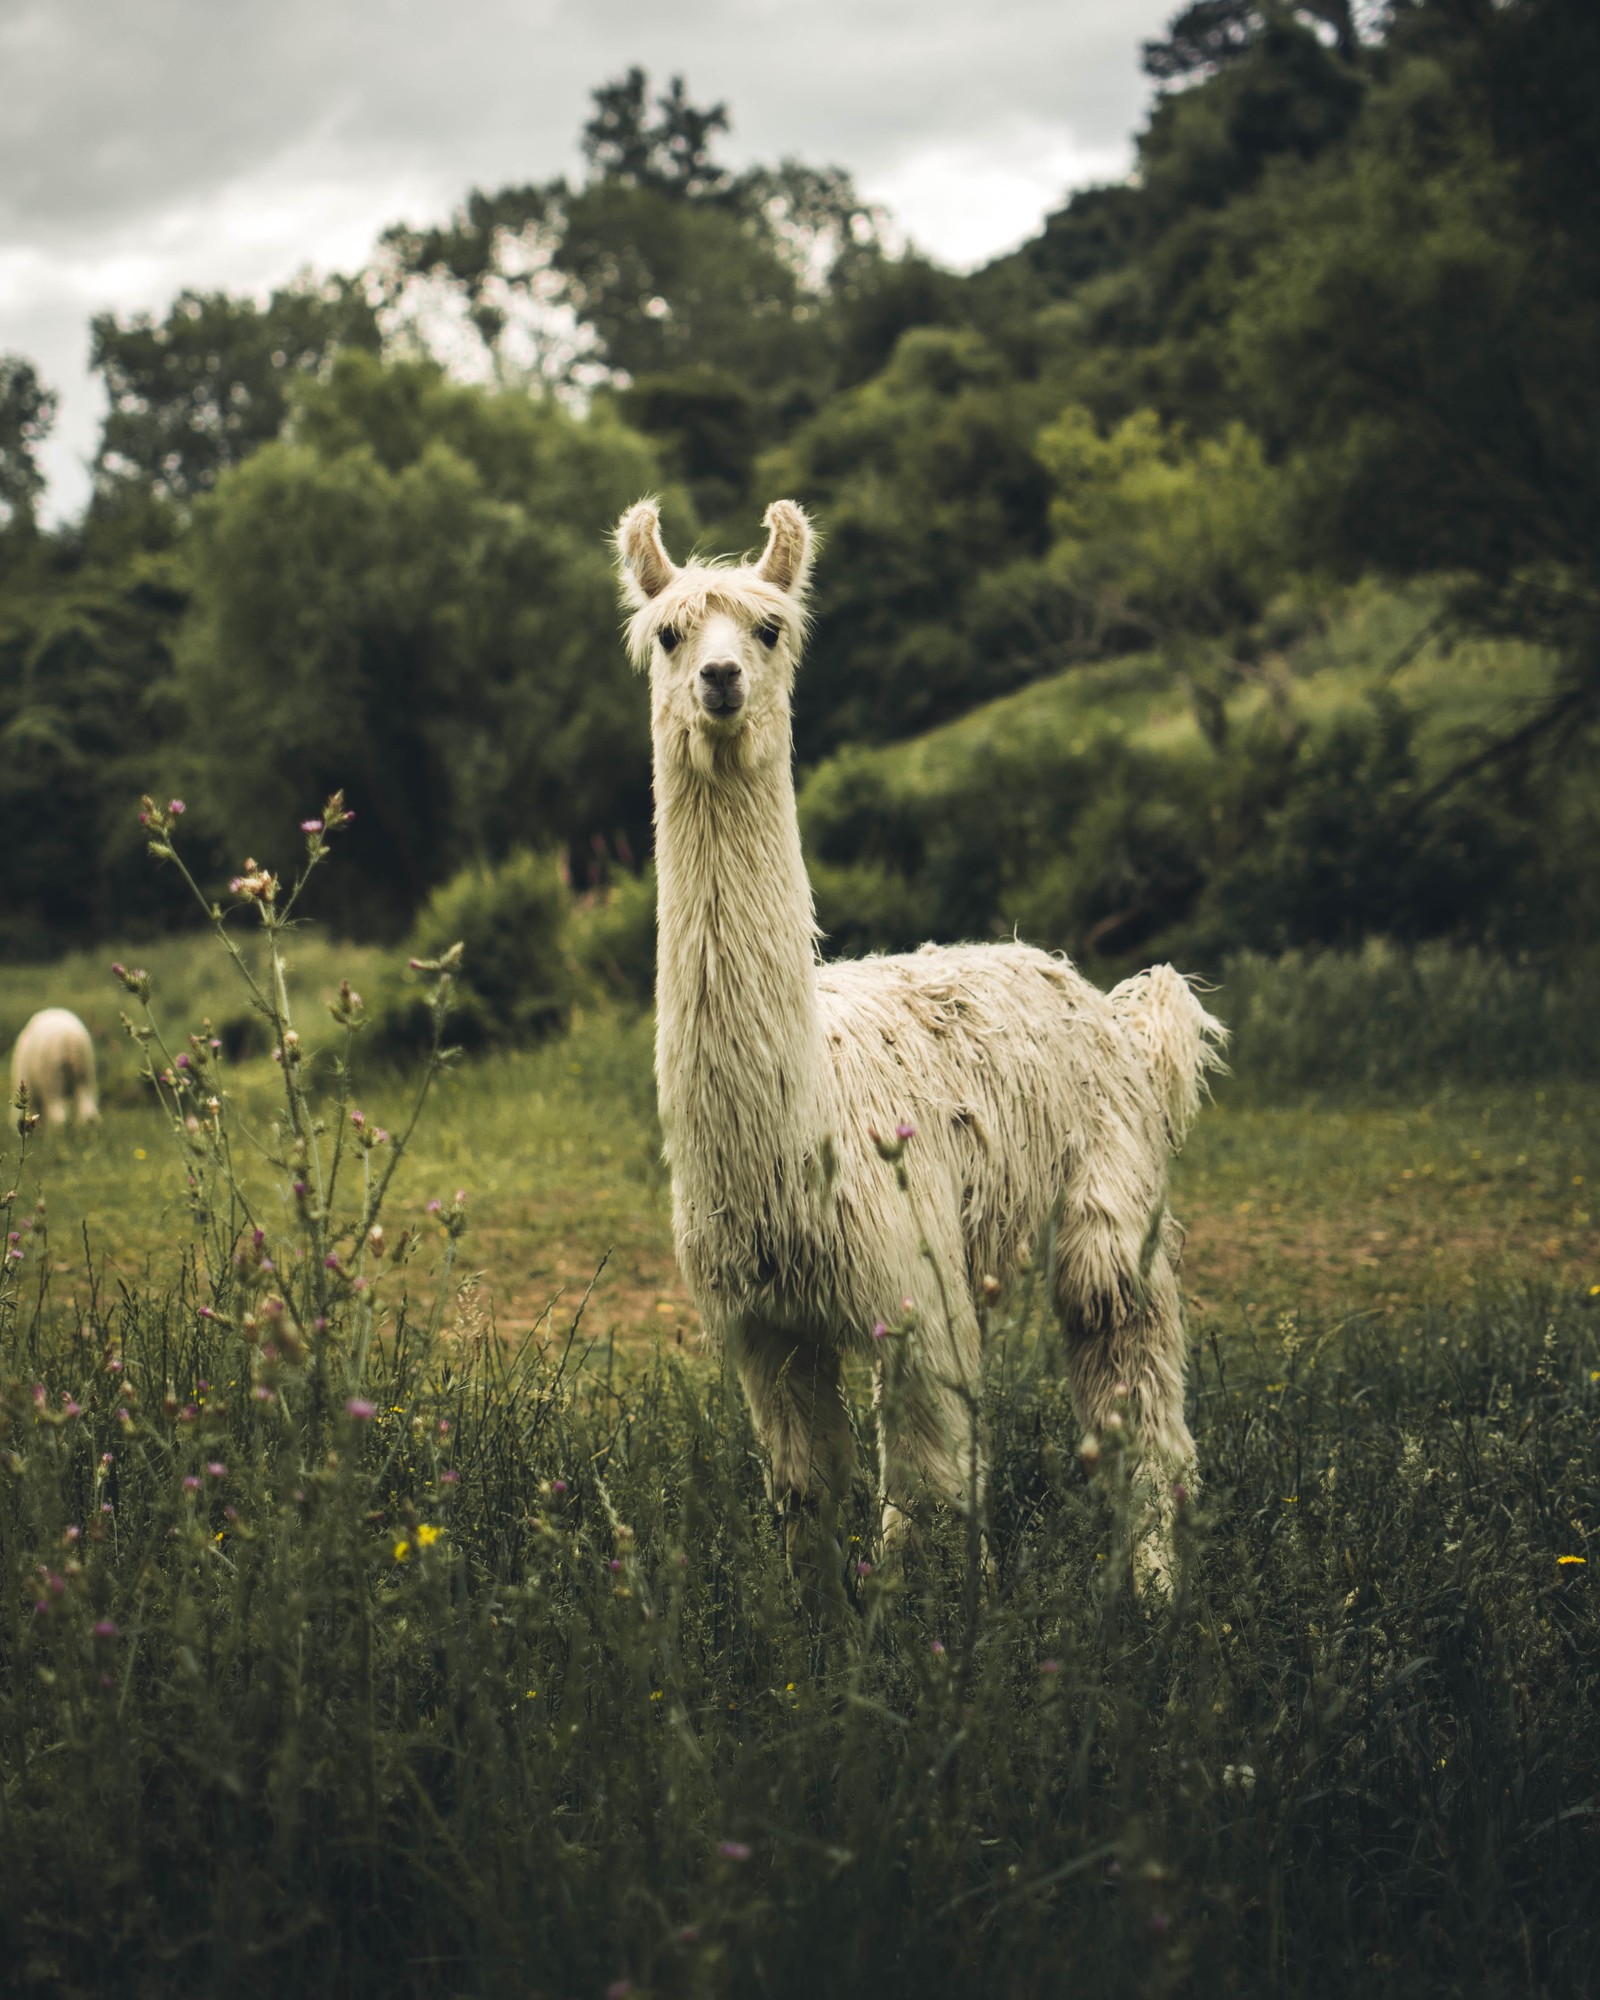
[13,1008,99,1123]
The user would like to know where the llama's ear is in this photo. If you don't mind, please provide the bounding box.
[615,499,677,604]
[755,499,814,597]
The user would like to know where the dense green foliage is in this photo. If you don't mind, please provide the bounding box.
[2,0,1596,986]
[373,850,578,1056]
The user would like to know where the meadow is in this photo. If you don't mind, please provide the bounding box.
[0,911,1596,1998]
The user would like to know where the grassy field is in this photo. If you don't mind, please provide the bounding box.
[13,1001,1596,1352]
[3,924,1598,1996]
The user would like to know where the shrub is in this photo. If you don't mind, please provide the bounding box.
[375,849,575,1056]
[570,864,658,1007]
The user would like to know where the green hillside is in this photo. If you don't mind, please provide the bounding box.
[799,585,1580,969]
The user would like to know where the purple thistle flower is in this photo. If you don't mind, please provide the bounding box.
[301,818,323,833]
[1040,1659,1061,1676]
[550,1479,567,1496]
[182,1475,200,1493]
[168,799,185,816]
[323,1252,340,1270]
[345,1398,376,1422]
[895,1118,916,1141]
[717,1840,751,1862]
[427,1198,443,1215]
[871,1320,888,1340]
[930,1639,946,1657]
[206,1461,226,1480]
[440,1469,459,1485]
[94,1619,118,1640]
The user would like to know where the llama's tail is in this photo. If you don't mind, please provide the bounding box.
[1108,965,1228,1151]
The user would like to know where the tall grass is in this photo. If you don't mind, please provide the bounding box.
[0,1231,1595,1996]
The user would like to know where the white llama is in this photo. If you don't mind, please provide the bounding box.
[11,1008,100,1126]
[616,497,1225,1576]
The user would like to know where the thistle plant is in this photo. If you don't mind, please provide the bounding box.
[120,792,461,1426]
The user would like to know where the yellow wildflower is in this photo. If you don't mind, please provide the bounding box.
[416,1523,443,1548]
[1557,1554,1586,1566]
[393,1538,411,1562]
[650,1689,664,1701]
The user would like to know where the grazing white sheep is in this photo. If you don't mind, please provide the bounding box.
[11,1008,99,1127]
[615,497,1225,1583]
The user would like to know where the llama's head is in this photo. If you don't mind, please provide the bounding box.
[614,498,814,770]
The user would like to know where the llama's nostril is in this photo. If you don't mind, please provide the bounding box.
[699,662,744,711]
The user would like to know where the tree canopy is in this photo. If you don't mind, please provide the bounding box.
[2,5,1596,968]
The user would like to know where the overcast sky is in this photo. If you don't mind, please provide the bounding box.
[0,0,1174,520]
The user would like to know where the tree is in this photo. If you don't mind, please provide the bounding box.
[0,356,57,534]
[176,352,671,934]
[0,552,199,953]
[90,276,381,503]
[580,67,732,198]
[1143,1,1360,83]
[381,70,886,405]
[1230,0,1600,769]
[763,328,1064,757]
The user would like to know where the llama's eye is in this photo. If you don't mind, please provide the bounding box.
[756,621,781,651]
[658,626,681,655]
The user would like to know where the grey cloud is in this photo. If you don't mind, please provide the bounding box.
[2,0,1169,248]
[1,0,1175,516]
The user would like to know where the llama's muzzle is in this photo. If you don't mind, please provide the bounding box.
[698,662,745,714]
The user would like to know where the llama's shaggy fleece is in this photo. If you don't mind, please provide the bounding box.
[616,497,1225,1574]
[11,1009,99,1126]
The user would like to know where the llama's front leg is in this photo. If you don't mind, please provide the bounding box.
[730,1319,854,1569]
[875,1302,986,1554]
[1059,1232,1195,1595]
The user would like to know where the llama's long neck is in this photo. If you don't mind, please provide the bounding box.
[653,733,832,1275]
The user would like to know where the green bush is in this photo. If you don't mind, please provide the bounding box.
[375,849,575,1056]
[570,864,658,1007]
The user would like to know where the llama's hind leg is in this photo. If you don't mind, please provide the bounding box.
[730,1319,855,1568]
[1058,1228,1194,1594]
